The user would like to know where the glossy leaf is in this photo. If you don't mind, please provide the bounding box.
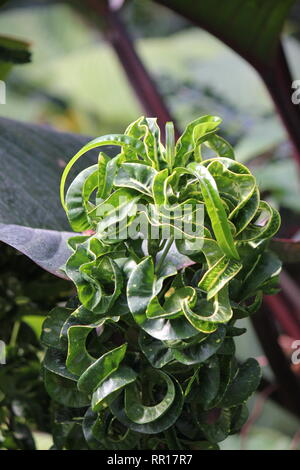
[114,162,157,196]
[240,251,281,301]
[77,344,127,394]
[236,201,281,242]
[66,312,121,376]
[43,369,90,408]
[60,134,148,210]
[172,326,226,365]
[92,366,137,412]
[221,359,261,407]
[175,115,221,166]
[182,287,233,333]
[127,257,198,340]
[110,377,184,434]
[188,357,220,409]
[41,306,72,350]
[203,158,256,218]
[83,407,139,450]
[139,332,174,369]
[65,164,99,232]
[198,256,242,300]
[125,371,175,424]
[188,162,240,260]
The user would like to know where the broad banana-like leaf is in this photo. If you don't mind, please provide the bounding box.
[0,224,73,279]
[0,117,116,230]
[155,0,295,67]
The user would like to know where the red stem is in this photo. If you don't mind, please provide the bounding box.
[82,0,179,137]
[280,270,300,322]
[261,44,300,168]
[264,294,300,339]
[240,384,277,450]
[251,306,300,419]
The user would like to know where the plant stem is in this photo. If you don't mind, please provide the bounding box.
[155,236,174,273]
[261,44,300,169]
[9,320,20,348]
[125,242,141,263]
[82,0,179,137]
[251,307,300,419]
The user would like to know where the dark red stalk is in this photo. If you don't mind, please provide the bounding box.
[280,270,300,322]
[251,306,300,419]
[154,1,300,169]
[261,44,300,167]
[264,294,300,339]
[81,0,179,138]
[241,383,277,450]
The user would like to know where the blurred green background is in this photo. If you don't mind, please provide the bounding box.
[0,0,299,450]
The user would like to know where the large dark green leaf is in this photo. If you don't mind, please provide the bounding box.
[0,224,73,279]
[83,407,139,450]
[139,332,174,369]
[172,327,225,365]
[127,256,198,340]
[155,0,295,67]
[0,117,116,230]
[91,366,137,412]
[110,377,184,434]
[188,357,220,409]
[77,344,127,394]
[43,369,90,408]
[125,371,175,424]
[240,251,281,301]
[221,358,261,407]
[41,306,72,349]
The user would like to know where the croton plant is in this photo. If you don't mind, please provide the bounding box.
[41,115,281,450]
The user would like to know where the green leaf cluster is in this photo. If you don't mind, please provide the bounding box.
[43,115,281,450]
